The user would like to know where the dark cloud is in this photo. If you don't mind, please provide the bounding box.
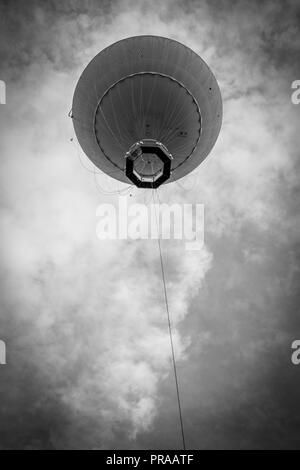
[0,0,299,450]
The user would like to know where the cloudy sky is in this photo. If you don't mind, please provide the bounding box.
[0,0,300,450]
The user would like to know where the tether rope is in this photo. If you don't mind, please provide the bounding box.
[153,189,186,450]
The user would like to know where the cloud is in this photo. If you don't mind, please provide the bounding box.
[0,0,300,449]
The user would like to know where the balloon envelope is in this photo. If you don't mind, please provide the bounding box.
[72,35,222,186]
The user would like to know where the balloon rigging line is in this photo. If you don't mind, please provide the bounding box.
[109,90,126,147]
[174,174,198,192]
[116,84,135,143]
[139,75,144,136]
[162,108,198,146]
[93,167,134,196]
[152,188,187,451]
[71,131,133,196]
[99,104,126,151]
[73,137,127,180]
[73,139,102,175]
[157,82,174,142]
[165,98,199,139]
[159,86,186,142]
[144,73,159,123]
[131,78,139,130]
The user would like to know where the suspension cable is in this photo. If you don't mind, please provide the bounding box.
[152,189,186,450]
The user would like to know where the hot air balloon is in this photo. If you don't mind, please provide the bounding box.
[71,36,223,449]
[72,35,222,188]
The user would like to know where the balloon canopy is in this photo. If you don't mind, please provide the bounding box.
[72,35,222,188]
